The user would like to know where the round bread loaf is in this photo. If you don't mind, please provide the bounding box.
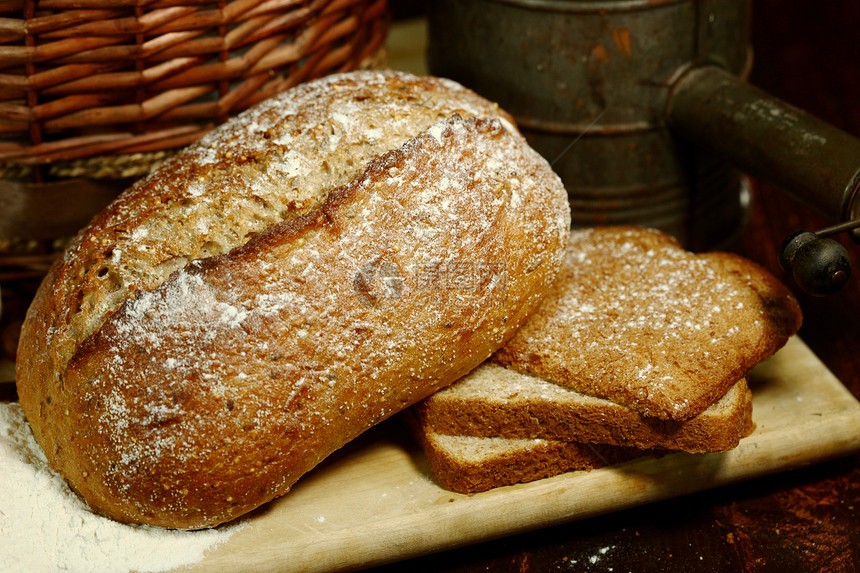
[16,71,571,528]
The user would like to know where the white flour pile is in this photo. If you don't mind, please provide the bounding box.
[0,401,242,573]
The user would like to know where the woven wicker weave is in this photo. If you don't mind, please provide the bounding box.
[0,0,390,323]
[0,0,390,168]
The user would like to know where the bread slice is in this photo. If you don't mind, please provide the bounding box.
[405,412,648,494]
[493,226,802,421]
[407,226,784,493]
[414,363,754,453]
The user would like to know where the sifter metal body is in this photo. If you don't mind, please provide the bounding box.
[427,0,860,252]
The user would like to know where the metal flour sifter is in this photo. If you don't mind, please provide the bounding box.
[427,0,860,295]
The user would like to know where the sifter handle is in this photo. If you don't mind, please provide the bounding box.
[667,65,860,231]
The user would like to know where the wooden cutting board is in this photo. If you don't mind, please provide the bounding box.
[182,337,860,572]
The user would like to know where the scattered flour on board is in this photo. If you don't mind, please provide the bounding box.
[561,545,616,569]
[0,402,242,573]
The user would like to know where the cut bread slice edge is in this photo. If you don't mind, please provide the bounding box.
[404,411,651,494]
[414,363,754,454]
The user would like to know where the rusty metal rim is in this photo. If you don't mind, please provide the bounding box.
[515,116,658,136]
[487,0,689,14]
[567,177,693,199]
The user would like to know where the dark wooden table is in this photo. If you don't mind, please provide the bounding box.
[370,1,860,572]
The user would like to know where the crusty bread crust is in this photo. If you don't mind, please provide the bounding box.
[493,227,802,421]
[414,363,754,453]
[16,73,570,528]
[19,70,518,421]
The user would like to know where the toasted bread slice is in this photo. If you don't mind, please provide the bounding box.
[414,363,754,453]
[493,226,802,421]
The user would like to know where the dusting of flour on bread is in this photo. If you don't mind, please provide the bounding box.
[17,70,571,529]
[69,116,566,525]
[43,71,523,380]
[494,226,801,421]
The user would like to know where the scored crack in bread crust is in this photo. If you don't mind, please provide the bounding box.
[492,226,802,421]
[16,73,571,528]
[413,363,754,453]
[20,70,516,408]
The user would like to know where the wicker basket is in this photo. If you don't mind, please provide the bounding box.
[0,0,391,356]
[0,0,390,169]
